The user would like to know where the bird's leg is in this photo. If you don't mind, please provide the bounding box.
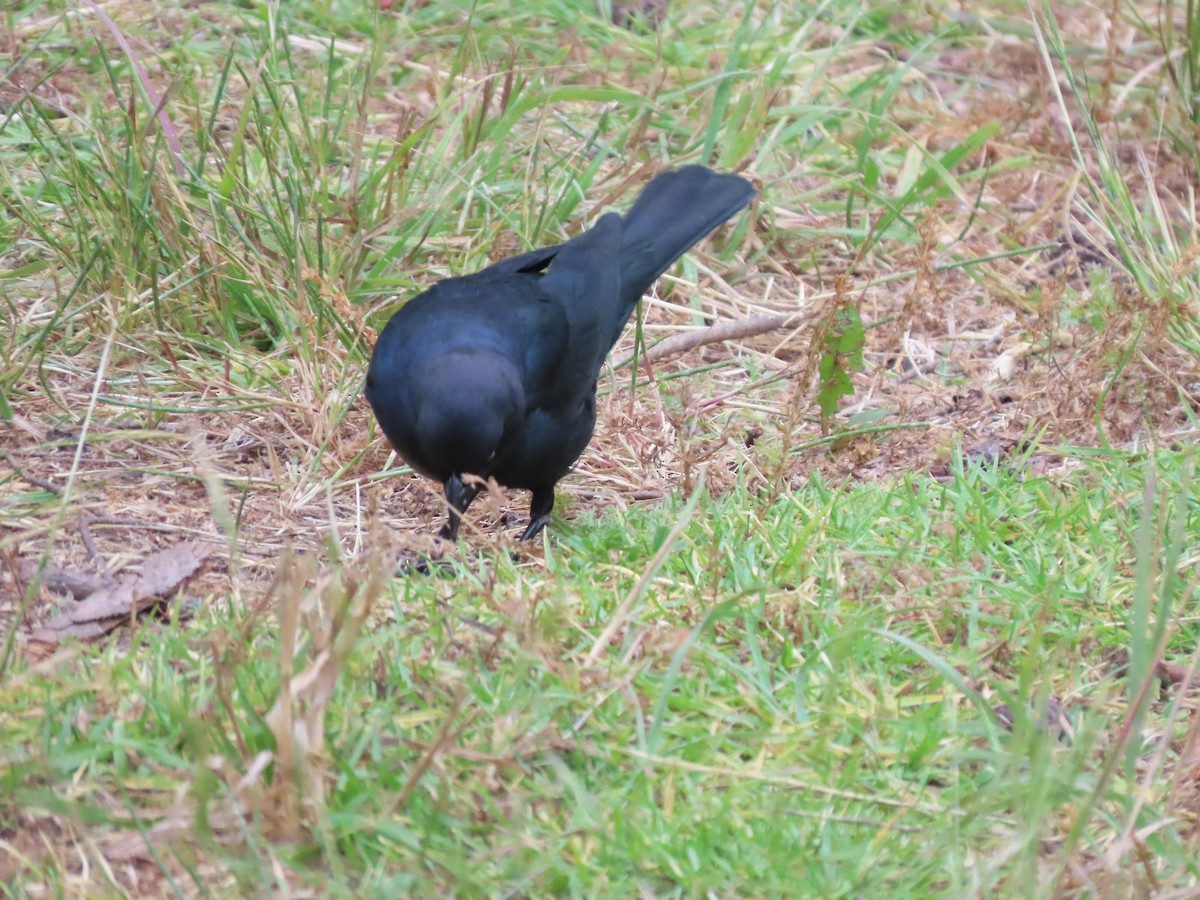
[439,474,479,540]
[519,487,555,541]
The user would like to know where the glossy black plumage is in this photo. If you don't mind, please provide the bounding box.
[365,166,755,540]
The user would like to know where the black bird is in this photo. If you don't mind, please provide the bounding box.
[365,166,755,541]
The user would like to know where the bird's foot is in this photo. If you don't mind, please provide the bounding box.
[439,475,478,541]
[518,514,552,542]
[519,487,555,542]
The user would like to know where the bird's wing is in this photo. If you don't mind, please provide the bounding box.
[535,212,625,389]
[489,244,561,276]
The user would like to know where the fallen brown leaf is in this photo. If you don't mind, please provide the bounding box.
[19,560,115,600]
[28,541,213,645]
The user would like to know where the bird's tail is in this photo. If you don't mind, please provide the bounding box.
[617,166,755,315]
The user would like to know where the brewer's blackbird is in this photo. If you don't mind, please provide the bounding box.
[365,165,755,541]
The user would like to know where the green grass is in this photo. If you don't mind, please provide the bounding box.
[3,0,1200,895]
[4,451,1197,895]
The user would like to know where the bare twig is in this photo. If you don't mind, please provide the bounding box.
[77,515,102,562]
[1,450,62,496]
[614,313,799,370]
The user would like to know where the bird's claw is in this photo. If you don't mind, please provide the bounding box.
[519,514,552,542]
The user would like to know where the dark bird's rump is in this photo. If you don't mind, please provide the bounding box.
[365,165,756,541]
